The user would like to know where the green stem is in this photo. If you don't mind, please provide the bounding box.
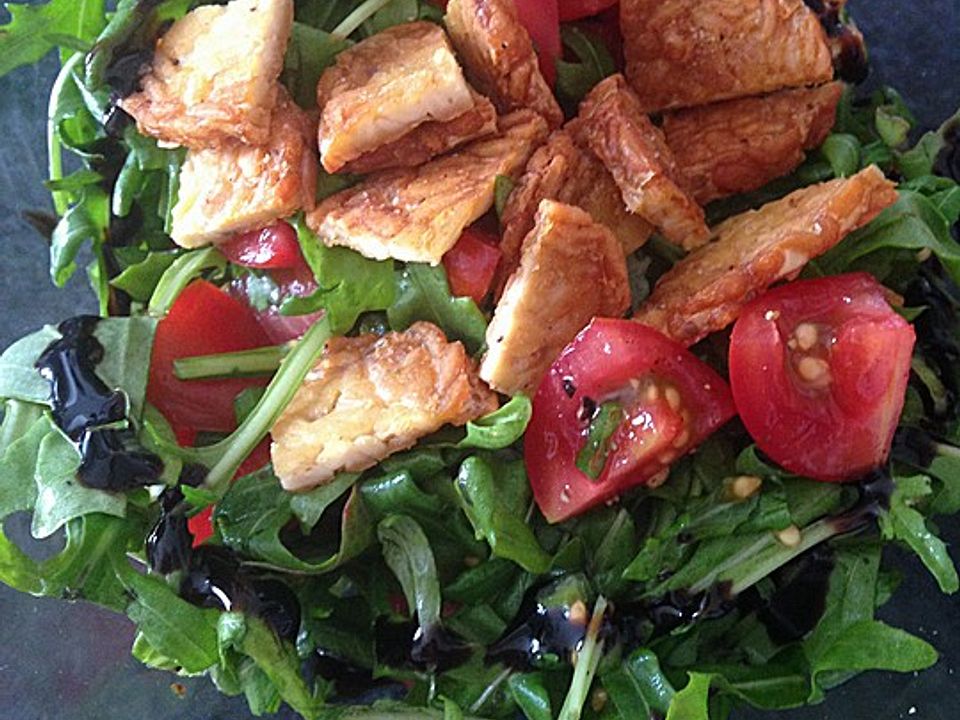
[720,519,842,596]
[147,247,226,317]
[173,345,289,380]
[558,596,608,720]
[47,53,85,216]
[331,0,394,37]
[196,318,331,497]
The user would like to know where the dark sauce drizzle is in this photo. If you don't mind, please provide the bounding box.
[802,0,869,83]
[35,316,162,491]
[934,118,960,184]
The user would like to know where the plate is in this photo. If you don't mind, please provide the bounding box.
[0,1,957,718]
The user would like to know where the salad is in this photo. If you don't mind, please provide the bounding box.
[0,0,959,719]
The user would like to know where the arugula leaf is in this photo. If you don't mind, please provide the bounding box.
[818,190,960,287]
[702,657,811,710]
[555,26,615,107]
[0,325,59,405]
[575,401,622,479]
[218,612,324,720]
[809,620,937,678]
[378,514,442,628]
[118,564,221,674]
[282,22,350,108]
[494,175,515,220]
[215,468,373,573]
[664,672,711,720]
[0,413,53,517]
[0,0,106,77]
[388,264,488,354]
[50,185,109,287]
[284,217,395,335]
[31,427,127,539]
[558,596,607,720]
[456,395,532,449]
[111,251,179,303]
[455,455,550,574]
[602,648,676,719]
[508,672,554,720]
[878,474,959,593]
[0,399,43,455]
[148,247,227,316]
[819,134,861,178]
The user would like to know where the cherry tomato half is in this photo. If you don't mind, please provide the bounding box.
[148,280,271,433]
[514,0,561,87]
[442,227,502,304]
[526,318,736,523]
[220,221,305,270]
[558,0,618,22]
[728,273,915,482]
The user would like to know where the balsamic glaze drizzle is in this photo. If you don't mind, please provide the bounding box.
[802,0,869,83]
[35,316,163,491]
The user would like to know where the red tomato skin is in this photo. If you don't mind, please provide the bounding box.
[526,318,736,523]
[148,280,271,433]
[513,0,561,86]
[219,221,304,270]
[728,273,915,482]
[558,0,618,21]
[442,227,503,304]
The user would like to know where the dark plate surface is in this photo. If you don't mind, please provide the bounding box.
[0,2,958,718]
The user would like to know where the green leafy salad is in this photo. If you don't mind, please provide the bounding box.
[1,1,960,719]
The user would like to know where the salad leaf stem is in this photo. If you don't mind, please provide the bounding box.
[558,595,608,720]
[173,344,290,380]
[331,0,394,38]
[148,247,226,317]
[198,318,330,496]
[46,52,84,216]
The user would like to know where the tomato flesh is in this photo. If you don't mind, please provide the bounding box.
[220,221,304,270]
[526,318,736,523]
[148,280,272,433]
[513,0,561,87]
[558,0,618,21]
[728,273,915,482]
[442,227,502,304]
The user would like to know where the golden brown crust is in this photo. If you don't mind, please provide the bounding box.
[634,166,898,346]
[573,75,710,250]
[621,0,833,112]
[170,90,317,248]
[496,130,651,296]
[481,200,631,396]
[121,0,293,148]
[664,83,843,204]
[271,322,498,490]
[339,90,498,174]
[306,110,549,264]
[445,0,564,128]
[316,21,476,173]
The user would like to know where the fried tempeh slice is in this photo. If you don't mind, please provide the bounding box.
[316,22,478,173]
[122,0,293,148]
[496,130,651,295]
[445,0,564,129]
[663,83,843,204]
[634,166,898,346]
[339,89,498,174]
[621,0,833,112]
[573,75,710,250]
[481,200,631,396]
[271,322,498,490]
[171,91,317,248]
[307,110,549,264]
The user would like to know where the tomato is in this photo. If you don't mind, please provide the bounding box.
[442,227,502,304]
[513,0,561,87]
[220,221,304,270]
[526,318,736,522]
[229,264,324,343]
[728,273,915,482]
[558,0,617,21]
[148,280,271,433]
